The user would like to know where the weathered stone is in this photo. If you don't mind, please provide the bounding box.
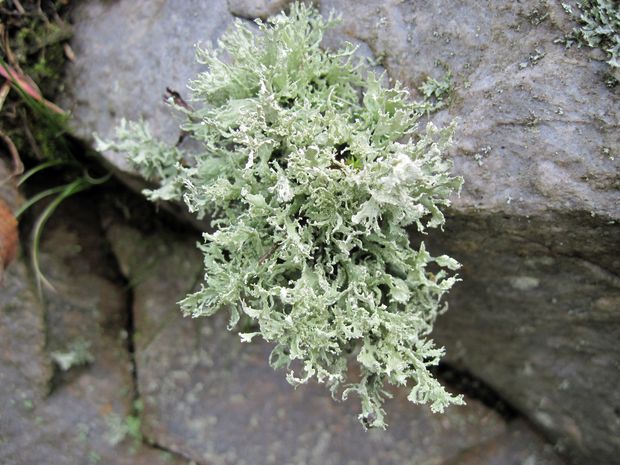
[314,2,620,463]
[0,197,187,465]
[442,420,566,465]
[428,212,620,464]
[0,257,51,407]
[0,163,51,404]
[62,1,619,464]
[319,0,618,218]
[63,0,234,171]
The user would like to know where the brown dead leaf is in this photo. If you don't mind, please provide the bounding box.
[99,403,113,417]
[0,198,18,283]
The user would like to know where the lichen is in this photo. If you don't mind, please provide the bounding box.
[418,69,453,110]
[99,3,464,428]
[0,1,73,161]
[50,339,94,371]
[562,0,620,69]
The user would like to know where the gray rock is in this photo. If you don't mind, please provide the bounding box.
[0,197,188,465]
[428,212,620,465]
[0,165,51,404]
[442,420,566,465]
[63,0,234,171]
[317,1,620,463]
[319,0,618,218]
[103,215,514,465]
[62,1,619,464]
[0,257,51,407]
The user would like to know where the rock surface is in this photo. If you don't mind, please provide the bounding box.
[0,163,51,407]
[0,195,188,465]
[61,1,619,464]
[442,420,565,465]
[318,0,619,219]
[428,212,620,464]
[62,0,234,171]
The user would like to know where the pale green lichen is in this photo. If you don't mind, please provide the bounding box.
[418,69,453,110]
[562,0,620,69]
[50,339,94,371]
[98,4,464,428]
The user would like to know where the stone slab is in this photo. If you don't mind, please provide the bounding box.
[62,1,620,463]
[0,197,188,465]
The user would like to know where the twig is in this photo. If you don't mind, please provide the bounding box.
[1,25,22,74]
[13,0,25,15]
[164,87,193,111]
[0,129,24,182]
[164,87,193,145]
[19,111,44,160]
[258,243,280,266]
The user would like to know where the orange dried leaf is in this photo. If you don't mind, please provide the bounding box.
[0,198,18,283]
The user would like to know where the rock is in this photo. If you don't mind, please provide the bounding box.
[0,162,51,403]
[0,259,51,407]
[315,2,620,463]
[136,311,503,465]
[428,212,620,464]
[63,0,234,171]
[62,1,619,464]
[319,0,618,218]
[442,420,566,465]
[0,196,187,465]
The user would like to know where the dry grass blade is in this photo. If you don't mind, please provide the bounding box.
[0,61,65,114]
[0,129,24,181]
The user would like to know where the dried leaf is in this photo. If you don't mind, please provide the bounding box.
[0,198,18,283]
[0,62,65,114]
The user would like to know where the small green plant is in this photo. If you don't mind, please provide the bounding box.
[1,3,111,293]
[15,162,110,293]
[0,0,73,160]
[99,4,464,428]
[561,0,620,69]
[105,400,143,447]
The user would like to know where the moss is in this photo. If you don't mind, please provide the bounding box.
[0,0,72,161]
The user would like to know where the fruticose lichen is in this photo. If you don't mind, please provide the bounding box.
[98,3,464,428]
[562,0,620,69]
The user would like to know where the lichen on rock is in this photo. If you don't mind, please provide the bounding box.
[99,3,464,428]
[561,0,620,72]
